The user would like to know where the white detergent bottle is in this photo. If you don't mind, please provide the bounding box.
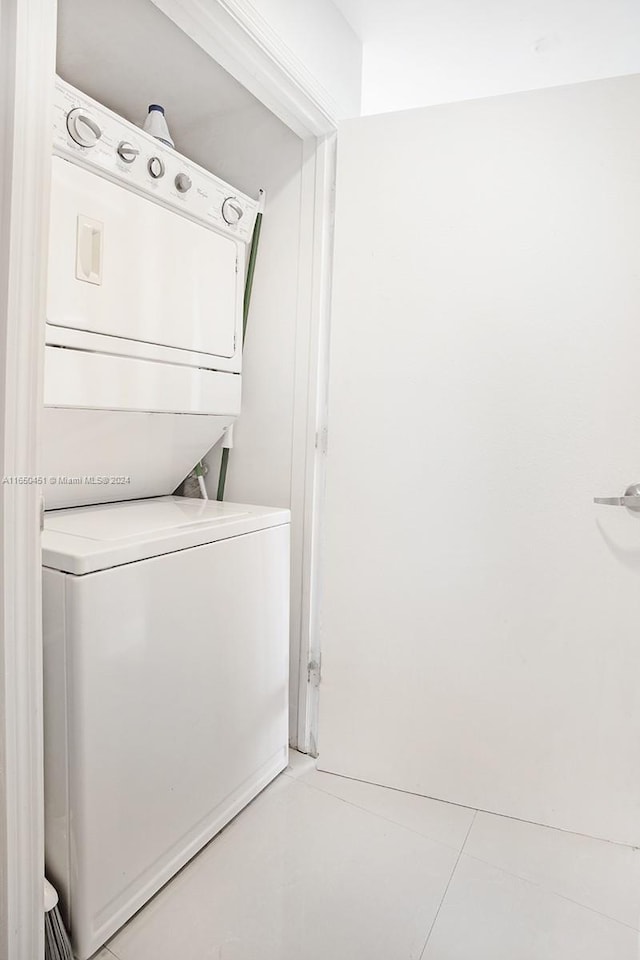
[143,104,174,148]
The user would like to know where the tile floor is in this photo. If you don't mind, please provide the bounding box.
[97,751,640,959]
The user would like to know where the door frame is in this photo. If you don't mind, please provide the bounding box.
[0,1,57,957]
[1,2,338,955]
[290,132,336,754]
[149,0,341,754]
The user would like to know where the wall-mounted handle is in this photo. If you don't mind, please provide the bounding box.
[594,483,640,511]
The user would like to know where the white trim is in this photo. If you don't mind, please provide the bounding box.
[288,137,317,747]
[147,0,341,753]
[298,134,337,755]
[291,134,337,756]
[150,0,340,137]
[0,0,56,958]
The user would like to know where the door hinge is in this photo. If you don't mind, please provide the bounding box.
[308,657,321,687]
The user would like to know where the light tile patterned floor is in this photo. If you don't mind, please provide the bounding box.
[100,751,640,960]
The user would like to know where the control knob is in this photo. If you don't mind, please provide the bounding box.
[66,108,102,148]
[117,141,139,164]
[147,157,165,179]
[222,197,244,225]
[175,173,192,193]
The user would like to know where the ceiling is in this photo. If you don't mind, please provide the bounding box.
[331,0,640,115]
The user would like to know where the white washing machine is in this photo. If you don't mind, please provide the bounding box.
[43,496,290,959]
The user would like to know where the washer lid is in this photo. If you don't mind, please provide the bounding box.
[43,496,290,575]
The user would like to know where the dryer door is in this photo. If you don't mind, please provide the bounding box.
[47,156,239,360]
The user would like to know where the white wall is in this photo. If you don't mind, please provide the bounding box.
[247,0,362,118]
[196,108,303,512]
[334,0,640,115]
[319,73,640,844]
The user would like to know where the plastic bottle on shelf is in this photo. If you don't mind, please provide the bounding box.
[143,104,174,148]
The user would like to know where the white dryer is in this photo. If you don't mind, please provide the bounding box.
[43,496,290,960]
[44,77,260,509]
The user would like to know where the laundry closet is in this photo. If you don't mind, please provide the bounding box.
[42,1,308,956]
[53,0,305,531]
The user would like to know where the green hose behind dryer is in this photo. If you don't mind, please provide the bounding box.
[216,190,264,502]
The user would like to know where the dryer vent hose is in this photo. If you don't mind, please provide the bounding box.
[216,190,264,502]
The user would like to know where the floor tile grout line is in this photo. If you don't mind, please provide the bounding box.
[418,809,478,959]
[460,851,640,933]
[305,763,640,933]
[294,772,469,854]
[310,766,639,851]
[459,808,478,857]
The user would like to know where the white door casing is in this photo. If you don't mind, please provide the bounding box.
[291,132,337,755]
[319,74,640,845]
[0,1,56,958]
[146,0,341,756]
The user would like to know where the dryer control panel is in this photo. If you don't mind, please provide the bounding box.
[53,77,259,243]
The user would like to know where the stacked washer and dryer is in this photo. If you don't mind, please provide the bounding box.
[42,78,290,960]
